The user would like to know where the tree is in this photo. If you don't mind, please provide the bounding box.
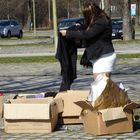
[135,0,140,26]
[27,0,32,30]
[123,0,132,40]
[104,0,111,17]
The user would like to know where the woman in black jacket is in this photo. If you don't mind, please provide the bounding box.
[60,0,116,81]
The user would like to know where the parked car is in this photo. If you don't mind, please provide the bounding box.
[58,17,85,48]
[0,20,23,39]
[111,18,135,40]
[112,18,123,39]
[58,17,84,30]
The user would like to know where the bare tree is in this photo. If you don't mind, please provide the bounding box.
[57,0,67,19]
[135,0,140,27]
[123,0,132,40]
[104,0,111,17]
[27,0,32,30]
[0,0,7,19]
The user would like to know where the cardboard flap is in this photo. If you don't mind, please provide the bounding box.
[53,98,64,113]
[123,102,140,110]
[99,107,126,122]
[10,97,53,104]
[4,104,50,120]
[74,101,94,111]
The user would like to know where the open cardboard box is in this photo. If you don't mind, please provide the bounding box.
[75,101,139,135]
[55,90,89,124]
[4,97,63,133]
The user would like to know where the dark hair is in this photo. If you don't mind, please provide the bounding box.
[82,0,109,28]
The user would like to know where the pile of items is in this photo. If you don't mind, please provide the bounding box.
[0,79,139,135]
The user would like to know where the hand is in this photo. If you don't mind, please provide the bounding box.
[59,30,67,36]
[75,23,81,26]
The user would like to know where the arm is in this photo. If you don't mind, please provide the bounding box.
[66,18,106,39]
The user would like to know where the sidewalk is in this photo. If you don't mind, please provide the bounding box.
[0,40,140,139]
[0,58,140,139]
[0,45,140,58]
[1,126,140,140]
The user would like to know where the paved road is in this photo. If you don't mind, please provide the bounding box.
[0,30,140,57]
[1,59,140,139]
[0,58,139,95]
[1,127,140,140]
[0,43,140,57]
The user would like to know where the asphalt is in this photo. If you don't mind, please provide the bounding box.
[0,32,140,139]
[0,58,140,139]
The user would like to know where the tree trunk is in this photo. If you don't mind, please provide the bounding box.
[27,0,32,31]
[123,0,132,40]
[135,0,140,27]
[104,0,111,17]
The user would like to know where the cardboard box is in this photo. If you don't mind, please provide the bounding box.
[4,98,63,133]
[0,94,4,118]
[75,101,139,135]
[55,90,89,124]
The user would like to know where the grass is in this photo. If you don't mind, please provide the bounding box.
[113,39,140,44]
[0,54,139,64]
[117,54,140,58]
[0,43,53,47]
[0,56,57,63]
[0,35,52,41]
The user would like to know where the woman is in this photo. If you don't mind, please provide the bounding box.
[60,0,116,81]
[60,0,116,101]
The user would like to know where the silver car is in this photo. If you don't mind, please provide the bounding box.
[0,20,23,39]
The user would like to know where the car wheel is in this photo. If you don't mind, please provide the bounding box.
[18,31,23,39]
[7,31,11,38]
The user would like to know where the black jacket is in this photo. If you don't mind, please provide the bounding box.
[66,16,115,60]
[56,33,77,92]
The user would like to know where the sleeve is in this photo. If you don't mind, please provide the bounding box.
[66,18,106,39]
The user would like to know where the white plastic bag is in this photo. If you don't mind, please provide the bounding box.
[87,74,107,102]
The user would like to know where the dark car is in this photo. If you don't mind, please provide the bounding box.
[112,18,135,40]
[58,17,85,48]
[112,19,123,39]
[0,20,23,39]
[58,17,84,30]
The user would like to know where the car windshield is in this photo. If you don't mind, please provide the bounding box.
[112,19,123,28]
[58,21,75,29]
[0,21,10,26]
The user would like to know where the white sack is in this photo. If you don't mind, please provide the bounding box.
[87,74,107,102]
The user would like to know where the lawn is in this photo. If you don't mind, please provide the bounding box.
[0,54,139,64]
